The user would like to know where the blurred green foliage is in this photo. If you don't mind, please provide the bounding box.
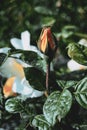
[0,0,87,47]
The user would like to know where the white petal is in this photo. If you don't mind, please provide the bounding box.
[22,86,33,95]
[11,53,22,58]
[67,59,87,71]
[30,89,44,98]
[0,57,25,78]
[0,47,11,54]
[0,57,16,78]
[10,38,23,49]
[21,31,30,50]
[12,78,33,95]
[16,59,31,68]
[12,77,44,98]
[78,39,87,47]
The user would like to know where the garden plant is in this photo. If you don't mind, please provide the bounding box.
[0,1,87,130]
[0,26,87,130]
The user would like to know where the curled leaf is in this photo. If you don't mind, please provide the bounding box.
[68,43,87,65]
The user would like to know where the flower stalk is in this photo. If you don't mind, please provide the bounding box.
[37,27,57,94]
[46,59,50,94]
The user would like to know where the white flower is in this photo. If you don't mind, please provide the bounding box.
[0,55,32,78]
[3,76,44,98]
[78,39,87,47]
[67,59,87,71]
[10,31,30,50]
[0,57,25,78]
[10,30,44,58]
[1,31,44,98]
[12,77,44,98]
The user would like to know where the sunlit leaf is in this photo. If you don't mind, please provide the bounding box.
[43,89,72,126]
[5,97,36,119]
[68,43,87,65]
[5,97,22,113]
[32,114,51,130]
[75,77,87,109]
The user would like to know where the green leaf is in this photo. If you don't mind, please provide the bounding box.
[24,67,45,91]
[68,43,87,65]
[75,77,87,109]
[32,114,51,130]
[20,50,46,72]
[73,124,87,130]
[5,97,22,113]
[79,124,87,130]
[5,97,36,123]
[60,25,77,39]
[56,69,87,81]
[41,17,55,26]
[57,80,77,89]
[19,103,36,122]
[43,89,72,126]
[34,6,53,15]
[63,25,77,32]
